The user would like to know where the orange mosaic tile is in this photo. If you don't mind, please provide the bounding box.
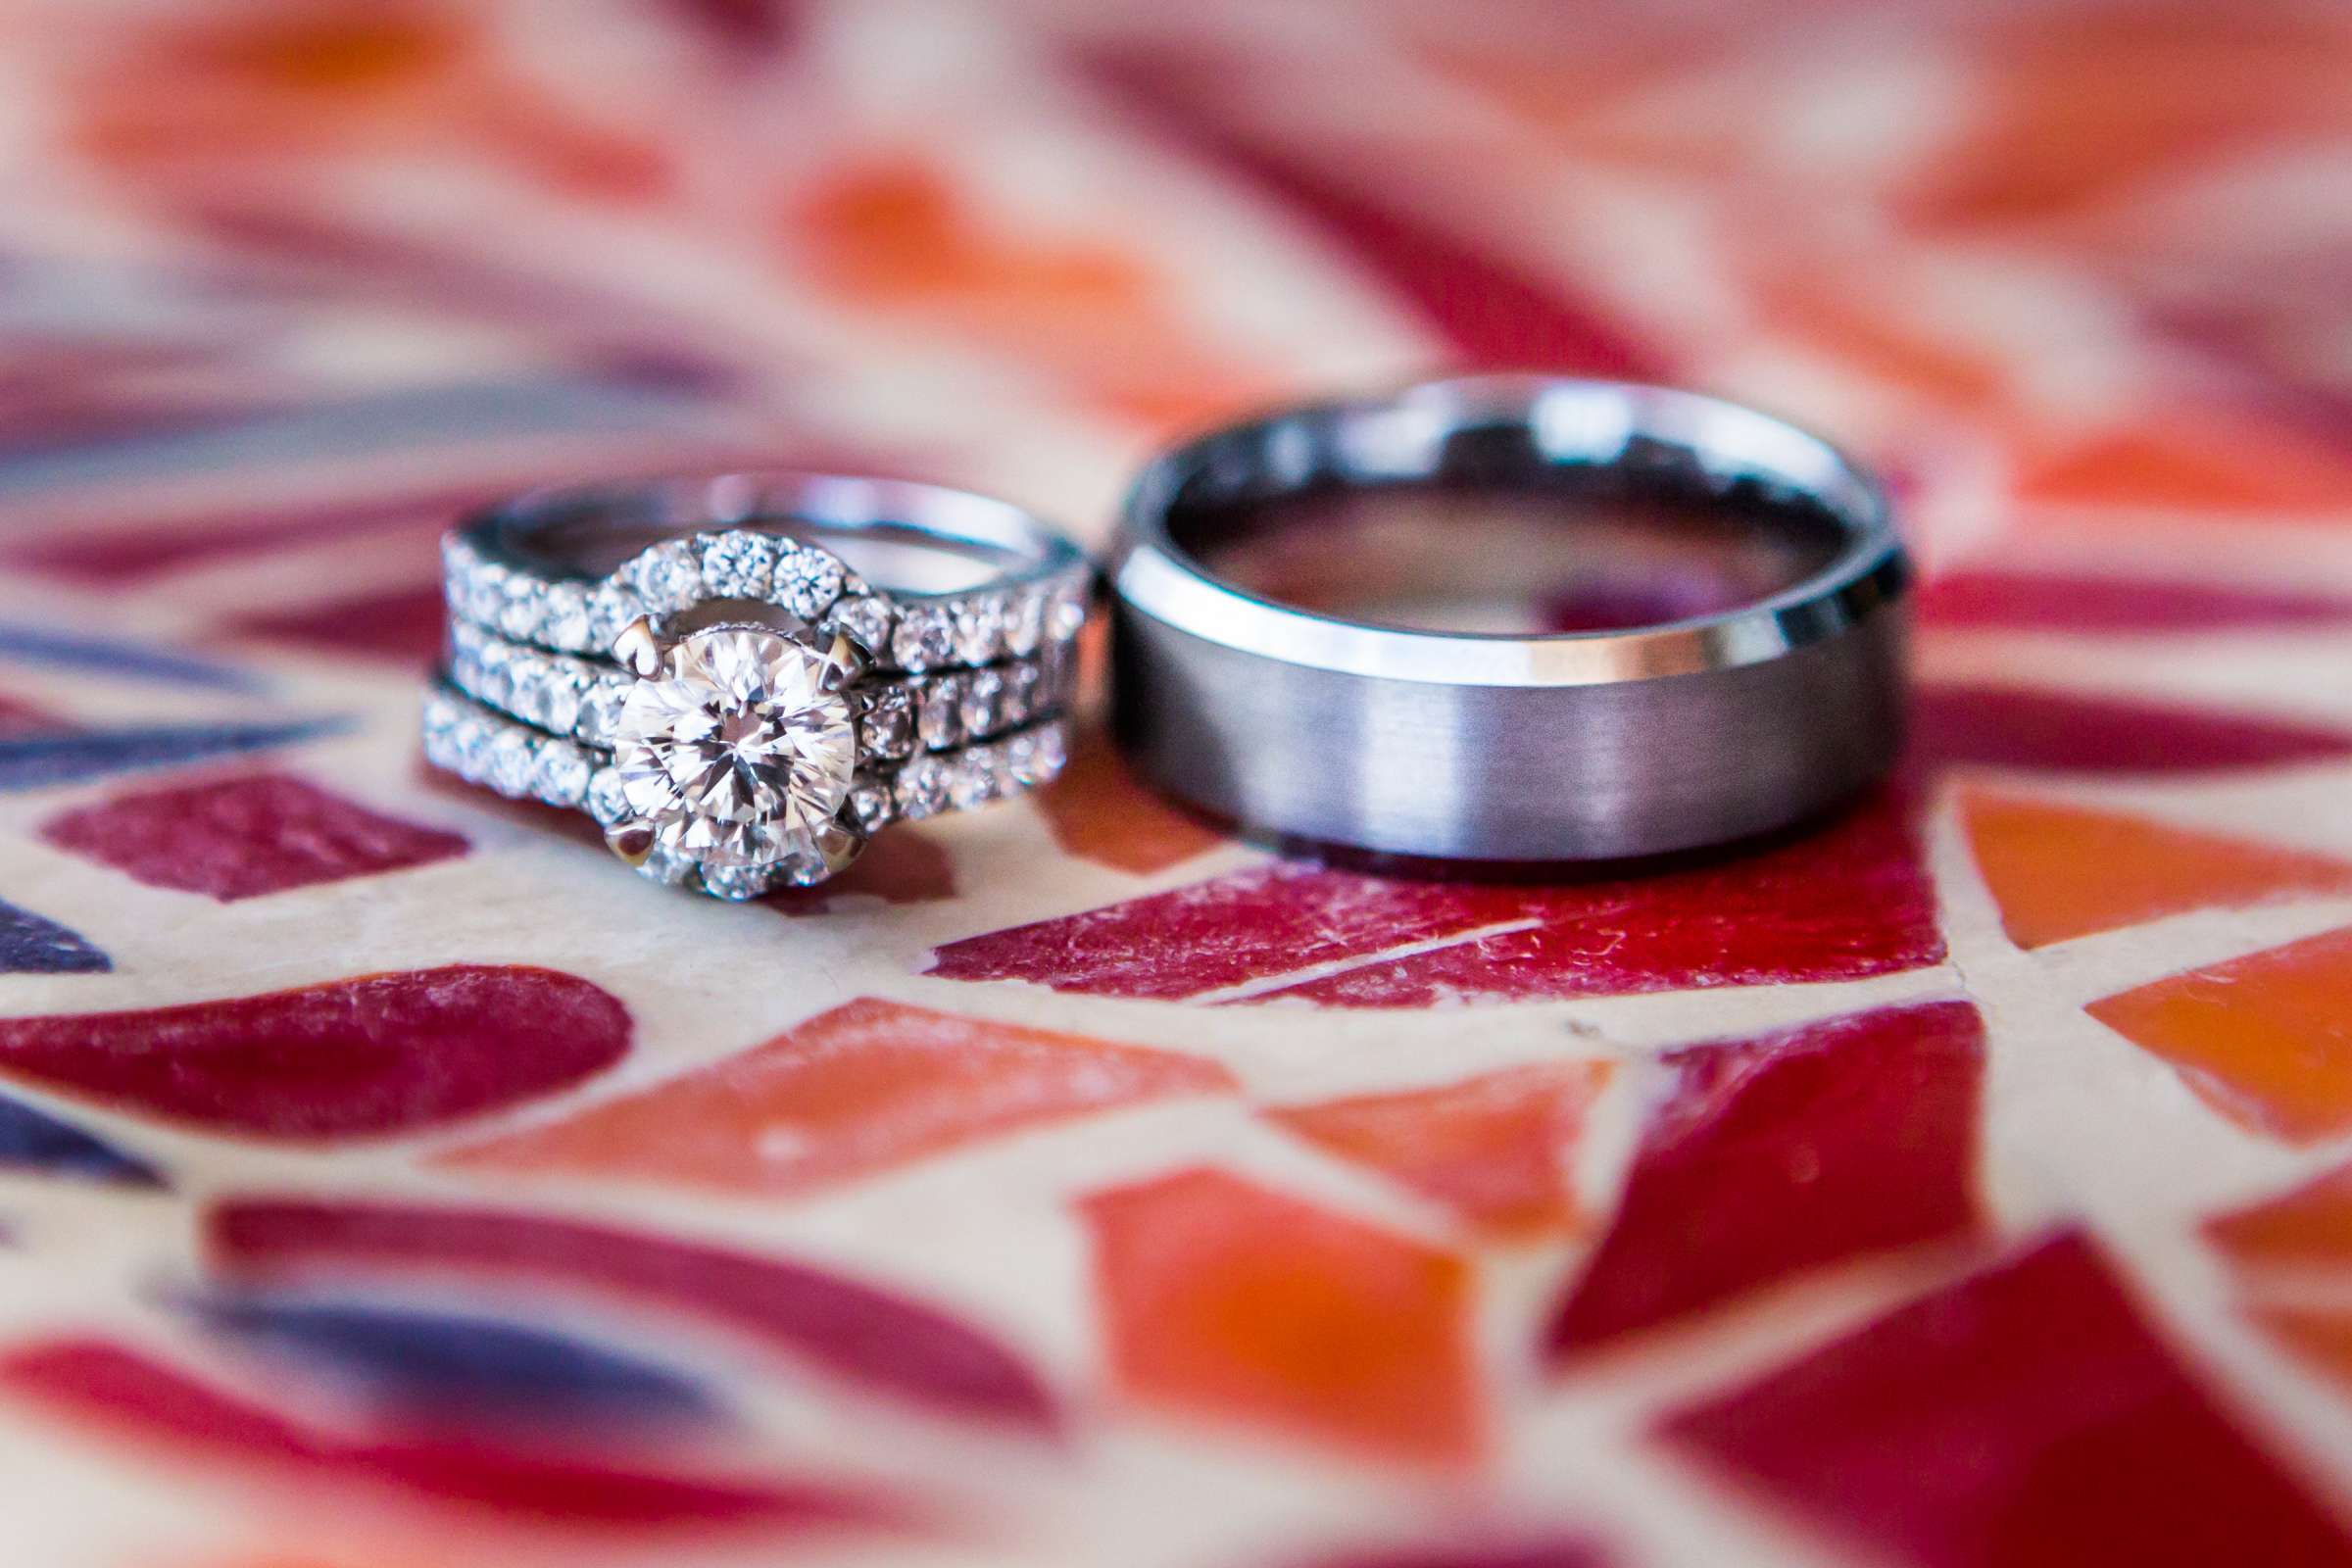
[1081,1167,1484,1467]
[1264,1062,1613,1240]
[441,999,1236,1195]
[1961,790,2352,950]
[2087,927,2352,1142]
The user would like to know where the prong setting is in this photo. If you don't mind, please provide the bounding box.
[605,821,656,866]
[612,616,665,678]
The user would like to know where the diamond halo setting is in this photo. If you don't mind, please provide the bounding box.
[610,624,860,882]
[433,479,1096,904]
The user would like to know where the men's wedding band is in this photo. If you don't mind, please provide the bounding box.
[1109,376,1910,862]
[425,471,1091,900]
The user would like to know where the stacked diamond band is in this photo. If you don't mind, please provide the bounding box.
[424,472,1091,900]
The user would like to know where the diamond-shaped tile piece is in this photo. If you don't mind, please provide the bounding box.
[1962,790,2352,949]
[1268,1062,1612,1239]
[2087,926,2352,1143]
[1660,1232,2352,1568]
[1547,1002,1984,1360]
[0,964,628,1140]
[41,771,467,901]
[1082,1167,1483,1466]
[440,997,1234,1194]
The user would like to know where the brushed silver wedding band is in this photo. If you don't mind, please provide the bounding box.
[1109,376,1911,862]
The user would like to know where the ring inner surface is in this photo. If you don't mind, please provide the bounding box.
[1167,472,1850,637]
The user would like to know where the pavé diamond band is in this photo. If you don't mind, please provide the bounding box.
[1110,376,1911,862]
[427,471,1091,900]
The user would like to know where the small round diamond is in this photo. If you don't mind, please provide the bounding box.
[472,641,514,708]
[497,578,544,643]
[586,583,644,649]
[612,627,858,872]
[891,603,956,671]
[948,748,1001,810]
[538,668,584,735]
[952,597,1004,665]
[577,680,629,746]
[771,547,847,620]
[1002,662,1040,727]
[861,684,915,759]
[700,863,777,902]
[849,781,895,832]
[638,844,695,886]
[486,729,536,798]
[445,715,491,780]
[532,740,593,807]
[699,531,777,599]
[960,669,1005,737]
[895,755,951,819]
[1047,577,1089,641]
[825,596,894,661]
[543,581,593,650]
[622,541,703,612]
[462,561,509,626]
[586,766,630,825]
[1004,589,1047,657]
[917,674,965,751]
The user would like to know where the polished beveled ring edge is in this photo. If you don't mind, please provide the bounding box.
[1113,375,1904,689]
[1109,375,1911,862]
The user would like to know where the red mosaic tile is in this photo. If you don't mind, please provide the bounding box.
[41,770,467,901]
[223,583,449,664]
[1918,568,2352,632]
[1660,1232,2352,1568]
[1913,684,2352,775]
[0,965,627,1140]
[0,1338,902,1533]
[933,791,1938,1007]
[1549,1002,1984,1360]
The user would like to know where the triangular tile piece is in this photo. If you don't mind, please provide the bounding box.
[0,1090,160,1186]
[1962,790,2352,949]
[2088,927,2352,1143]
[0,899,108,973]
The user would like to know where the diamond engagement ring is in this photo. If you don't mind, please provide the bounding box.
[1110,376,1910,862]
[424,471,1091,900]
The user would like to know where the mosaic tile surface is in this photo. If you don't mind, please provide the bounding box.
[0,3,2348,1564]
